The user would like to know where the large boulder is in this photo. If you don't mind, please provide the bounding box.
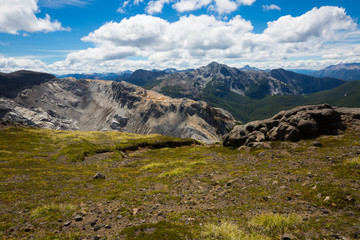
[223,104,358,148]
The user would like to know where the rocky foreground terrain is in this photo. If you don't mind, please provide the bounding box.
[0,107,359,239]
[0,71,235,143]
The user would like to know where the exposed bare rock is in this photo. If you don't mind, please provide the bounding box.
[0,78,235,143]
[223,104,360,148]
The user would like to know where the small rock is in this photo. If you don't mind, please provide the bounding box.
[105,224,112,229]
[346,195,354,202]
[94,225,102,231]
[23,224,33,232]
[93,236,102,240]
[313,141,322,147]
[323,196,331,202]
[90,220,98,226]
[93,173,106,179]
[287,196,292,201]
[132,208,140,216]
[320,208,330,214]
[282,233,297,240]
[64,221,71,227]
[73,215,83,221]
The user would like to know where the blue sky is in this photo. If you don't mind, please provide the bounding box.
[0,0,359,73]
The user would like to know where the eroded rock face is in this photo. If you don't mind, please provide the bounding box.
[0,78,236,143]
[223,104,360,148]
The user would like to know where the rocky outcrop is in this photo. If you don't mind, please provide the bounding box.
[0,76,236,143]
[223,104,360,148]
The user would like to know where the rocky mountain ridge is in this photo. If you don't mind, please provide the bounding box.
[310,63,360,81]
[147,62,345,99]
[0,73,236,143]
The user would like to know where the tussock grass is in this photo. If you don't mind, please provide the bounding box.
[159,167,192,178]
[30,203,77,222]
[345,156,360,168]
[249,213,302,235]
[202,221,269,240]
[140,162,165,171]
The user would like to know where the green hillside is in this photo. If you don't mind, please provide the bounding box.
[203,80,360,123]
[0,127,359,239]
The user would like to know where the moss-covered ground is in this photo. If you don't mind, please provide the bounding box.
[0,126,359,239]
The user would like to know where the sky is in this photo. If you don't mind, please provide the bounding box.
[0,0,359,74]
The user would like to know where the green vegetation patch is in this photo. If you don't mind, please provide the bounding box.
[119,221,193,240]
[30,203,77,222]
[249,213,302,235]
[202,221,269,240]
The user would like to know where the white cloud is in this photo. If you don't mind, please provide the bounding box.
[236,0,255,6]
[0,0,68,34]
[262,6,356,43]
[38,0,94,8]
[0,56,47,72]
[1,6,358,74]
[262,4,281,11]
[173,0,211,12]
[117,0,131,13]
[213,0,238,14]
[146,0,172,14]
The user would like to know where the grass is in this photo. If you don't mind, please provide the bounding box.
[30,203,77,222]
[202,221,270,240]
[119,221,193,240]
[0,126,359,239]
[345,156,360,168]
[249,213,302,235]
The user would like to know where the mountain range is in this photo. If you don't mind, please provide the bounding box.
[310,63,360,81]
[0,71,235,143]
[0,62,359,142]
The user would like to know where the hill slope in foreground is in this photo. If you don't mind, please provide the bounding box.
[1,125,360,239]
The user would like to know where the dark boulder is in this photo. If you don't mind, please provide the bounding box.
[223,104,359,148]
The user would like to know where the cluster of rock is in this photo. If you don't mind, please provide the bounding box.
[223,104,360,148]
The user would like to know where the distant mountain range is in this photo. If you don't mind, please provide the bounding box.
[57,71,132,81]
[310,63,360,81]
[1,62,359,129]
[142,62,344,98]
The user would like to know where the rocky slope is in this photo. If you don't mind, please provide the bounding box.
[147,62,345,99]
[0,70,55,98]
[310,63,360,81]
[0,74,235,143]
[223,104,360,148]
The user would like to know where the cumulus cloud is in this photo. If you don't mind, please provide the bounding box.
[146,0,172,14]
[262,6,356,43]
[0,0,68,34]
[262,4,281,11]
[0,56,47,72]
[1,6,358,74]
[173,0,212,12]
[213,0,238,14]
[237,0,256,6]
